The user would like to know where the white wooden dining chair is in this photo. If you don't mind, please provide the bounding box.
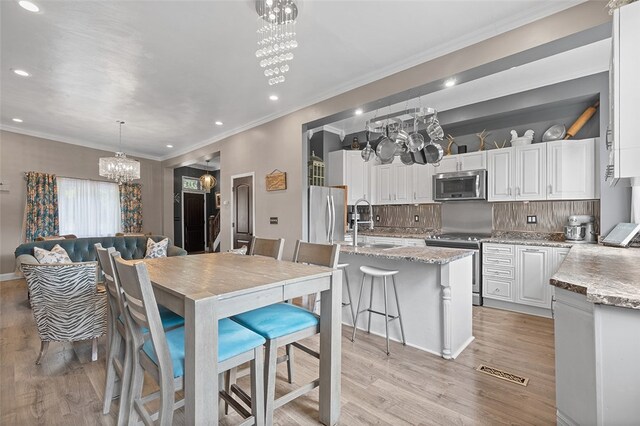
[112,253,267,426]
[230,240,340,425]
[95,243,185,424]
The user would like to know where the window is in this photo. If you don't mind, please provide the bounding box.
[57,177,121,237]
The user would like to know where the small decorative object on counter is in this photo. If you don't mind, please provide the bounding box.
[510,129,534,147]
[476,129,490,151]
[542,124,567,142]
[564,101,599,140]
[445,134,457,156]
[351,136,360,150]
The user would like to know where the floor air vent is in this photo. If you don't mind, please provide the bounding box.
[476,364,529,386]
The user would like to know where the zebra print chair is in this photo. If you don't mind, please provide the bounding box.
[22,262,107,365]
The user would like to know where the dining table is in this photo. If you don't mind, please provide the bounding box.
[141,252,342,425]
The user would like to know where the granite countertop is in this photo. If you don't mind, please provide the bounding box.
[340,244,474,265]
[481,237,575,248]
[550,244,640,309]
[357,227,433,239]
[481,231,575,248]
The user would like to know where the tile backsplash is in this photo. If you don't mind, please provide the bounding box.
[364,204,441,230]
[492,200,600,234]
[361,200,600,235]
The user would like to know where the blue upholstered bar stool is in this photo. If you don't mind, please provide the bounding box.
[112,253,266,426]
[351,265,406,355]
[231,240,340,425]
[94,244,184,424]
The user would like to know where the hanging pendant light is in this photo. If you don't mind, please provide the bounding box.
[99,121,140,185]
[255,0,298,86]
[199,160,217,191]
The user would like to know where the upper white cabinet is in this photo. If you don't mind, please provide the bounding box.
[434,151,487,173]
[547,139,596,200]
[488,144,546,201]
[327,150,370,205]
[412,163,435,203]
[516,144,547,201]
[612,1,640,179]
[373,159,415,205]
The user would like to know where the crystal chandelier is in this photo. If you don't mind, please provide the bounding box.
[199,160,217,191]
[99,121,140,185]
[255,0,298,86]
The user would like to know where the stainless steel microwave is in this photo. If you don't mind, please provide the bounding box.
[433,169,487,201]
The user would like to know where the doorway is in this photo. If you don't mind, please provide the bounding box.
[231,173,254,249]
[183,192,206,253]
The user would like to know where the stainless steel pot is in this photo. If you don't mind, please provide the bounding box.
[406,119,425,152]
[400,150,414,165]
[423,139,444,164]
[392,119,409,152]
[375,133,396,163]
[361,131,373,162]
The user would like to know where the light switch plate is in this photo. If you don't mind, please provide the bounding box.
[375,215,380,222]
[414,215,419,222]
[270,217,278,225]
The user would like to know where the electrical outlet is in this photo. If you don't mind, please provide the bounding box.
[270,217,278,224]
[414,215,420,222]
[375,215,380,222]
[527,215,537,224]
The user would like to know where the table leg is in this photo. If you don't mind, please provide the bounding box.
[185,295,218,425]
[319,270,342,425]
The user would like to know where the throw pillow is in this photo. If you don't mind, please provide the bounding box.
[145,238,169,259]
[34,244,72,264]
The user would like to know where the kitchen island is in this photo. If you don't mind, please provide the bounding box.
[340,244,474,359]
[550,244,640,425]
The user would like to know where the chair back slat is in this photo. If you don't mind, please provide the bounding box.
[95,243,122,316]
[293,241,339,268]
[111,253,175,381]
[249,236,285,260]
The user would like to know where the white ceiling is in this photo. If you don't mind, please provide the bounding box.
[0,0,584,160]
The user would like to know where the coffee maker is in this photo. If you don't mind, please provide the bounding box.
[563,215,597,244]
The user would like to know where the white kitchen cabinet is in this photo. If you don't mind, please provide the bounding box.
[373,160,414,205]
[555,287,640,425]
[435,156,459,173]
[547,139,596,200]
[515,246,551,309]
[515,144,546,201]
[482,243,516,303]
[612,1,640,179]
[412,163,434,203]
[327,150,370,205]
[434,151,487,173]
[393,162,413,203]
[487,144,547,201]
[487,148,514,201]
[552,247,570,273]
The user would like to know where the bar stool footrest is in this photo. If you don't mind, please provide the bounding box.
[359,308,399,322]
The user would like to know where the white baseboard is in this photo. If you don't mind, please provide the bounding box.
[0,272,20,282]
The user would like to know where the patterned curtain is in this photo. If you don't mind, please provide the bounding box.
[119,183,143,233]
[25,172,59,241]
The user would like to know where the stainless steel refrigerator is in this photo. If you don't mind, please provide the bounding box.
[308,186,345,244]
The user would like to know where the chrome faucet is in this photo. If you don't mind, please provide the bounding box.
[352,198,374,247]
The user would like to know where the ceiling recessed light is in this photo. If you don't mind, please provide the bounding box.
[215,121,223,126]
[444,79,456,88]
[269,95,279,101]
[13,69,30,77]
[18,1,40,12]
[12,118,23,123]
[355,108,363,115]
[166,144,174,148]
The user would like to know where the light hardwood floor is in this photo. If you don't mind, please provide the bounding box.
[0,279,556,425]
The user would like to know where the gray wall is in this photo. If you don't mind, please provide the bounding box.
[0,130,164,274]
[160,2,611,260]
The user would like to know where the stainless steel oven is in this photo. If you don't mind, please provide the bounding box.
[433,169,487,201]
